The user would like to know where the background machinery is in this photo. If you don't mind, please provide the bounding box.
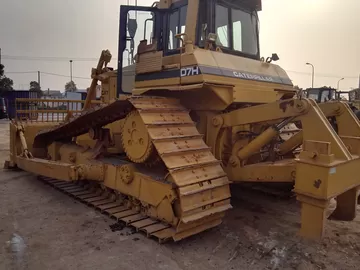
[6,0,360,242]
[306,86,360,119]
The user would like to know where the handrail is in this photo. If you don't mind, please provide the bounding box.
[14,98,98,123]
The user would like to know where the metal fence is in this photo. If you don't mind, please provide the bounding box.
[15,98,101,122]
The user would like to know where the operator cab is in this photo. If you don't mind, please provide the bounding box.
[167,0,261,59]
[306,87,337,103]
[118,0,262,94]
[121,0,261,61]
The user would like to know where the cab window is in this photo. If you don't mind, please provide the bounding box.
[168,5,187,50]
[215,3,258,56]
[215,5,229,48]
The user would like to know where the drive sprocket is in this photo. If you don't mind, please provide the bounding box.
[121,110,156,163]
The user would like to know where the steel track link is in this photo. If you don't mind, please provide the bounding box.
[38,176,173,243]
[32,96,232,241]
[131,98,232,231]
[33,99,134,149]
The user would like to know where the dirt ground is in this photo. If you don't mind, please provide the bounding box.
[1,119,360,270]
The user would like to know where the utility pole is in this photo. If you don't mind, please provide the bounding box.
[70,60,73,82]
[0,48,2,65]
[37,71,41,89]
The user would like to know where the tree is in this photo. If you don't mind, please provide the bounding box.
[29,81,40,90]
[65,81,77,92]
[0,64,14,94]
[29,81,43,97]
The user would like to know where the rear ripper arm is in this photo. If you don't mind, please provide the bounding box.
[208,98,360,239]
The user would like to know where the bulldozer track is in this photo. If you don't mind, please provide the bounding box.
[32,96,232,242]
[38,176,177,243]
[33,98,133,148]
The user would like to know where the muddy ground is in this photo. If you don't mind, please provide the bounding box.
[0,119,360,270]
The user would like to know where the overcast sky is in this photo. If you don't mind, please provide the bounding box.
[1,0,359,91]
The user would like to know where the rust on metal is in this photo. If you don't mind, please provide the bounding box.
[279,100,295,113]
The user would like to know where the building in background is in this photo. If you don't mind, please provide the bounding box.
[0,88,97,118]
[42,90,63,99]
[84,85,102,100]
[0,90,38,119]
[65,90,86,111]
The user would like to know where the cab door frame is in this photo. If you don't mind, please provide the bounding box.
[117,5,163,96]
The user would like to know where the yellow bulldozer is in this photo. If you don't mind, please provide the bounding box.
[306,87,360,118]
[5,0,360,242]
